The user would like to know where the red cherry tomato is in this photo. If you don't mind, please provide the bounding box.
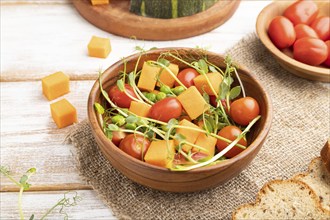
[293,37,328,66]
[283,0,319,25]
[324,40,330,67]
[111,131,126,146]
[149,97,182,122]
[230,97,260,126]
[174,68,199,88]
[294,24,319,40]
[268,16,296,49]
[216,125,247,158]
[108,84,137,108]
[210,96,231,114]
[119,134,150,160]
[310,16,330,41]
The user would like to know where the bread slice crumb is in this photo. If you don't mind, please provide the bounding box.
[232,179,330,220]
[294,157,330,212]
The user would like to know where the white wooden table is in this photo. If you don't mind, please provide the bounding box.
[1,1,271,219]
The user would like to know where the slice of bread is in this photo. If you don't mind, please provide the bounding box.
[321,139,330,173]
[232,179,330,220]
[294,157,330,212]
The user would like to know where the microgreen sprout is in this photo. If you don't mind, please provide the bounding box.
[0,166,81,220]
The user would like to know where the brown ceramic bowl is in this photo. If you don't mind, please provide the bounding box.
[87,48,273,192]
[256,1,330,82]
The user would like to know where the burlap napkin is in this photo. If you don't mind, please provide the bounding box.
[67,33,330,220]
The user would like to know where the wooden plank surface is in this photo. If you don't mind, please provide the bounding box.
[0,190,115,219]
[1,1,270,81]
[0,81,94,189]
[0,1,272,219]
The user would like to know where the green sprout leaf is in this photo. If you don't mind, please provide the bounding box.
[94,103,105,115]
[116,79,125,91]
[229,86,241,100]
[108,124,120,131]
[158,58,170,67]
[198,59,208,74]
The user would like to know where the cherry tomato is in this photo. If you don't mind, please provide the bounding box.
[119,134,150,160]
[149,97,182,122]
[283,0,319,25]
[324,40,330,67]
[108,84,137,108]
[294,24,319,40]
[230,97,260,126]
[293,37,328,66]
[174,68,199,88]
[111,131,126,146]
[268,16,296,49]
[210,96,231,114]
[216,125,247,158]
[310,16,330,41]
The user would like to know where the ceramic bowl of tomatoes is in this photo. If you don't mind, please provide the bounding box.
[256,0,330,82]
[87,48,272,192]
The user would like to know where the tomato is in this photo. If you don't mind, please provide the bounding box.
[268,16,296,49]
[216,126,247,158]
[149,97,182,122]
[108,84,137,108]
[324,40,330,67]
[111,131,126,146]
[283,0,319,25]
[210,96,230,114]
[293,37,328,66]
[310,16,330,41]
[174,68,199,88]
[294,24,319,40]
[119,134,150,160]
[230,97,260,126]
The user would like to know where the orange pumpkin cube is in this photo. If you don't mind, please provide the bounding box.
[87,36,111,58]
[41,71,70,101]
[50,99,77,128]
[91,0,109,6]
[129,101,151,117]
[193,72,223,95]
[144,140,175,168]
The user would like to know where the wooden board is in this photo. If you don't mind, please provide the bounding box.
[72,0,241,40]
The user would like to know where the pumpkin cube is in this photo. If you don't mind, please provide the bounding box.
[87,36,111,58]
[50,99,77,128]
[193,72,223,95]
[91,0,109,6]
[193,133,217,159]
[175,119,201,152]
[42,71,70,101]
[144,140,175,168]
[137,62,161,92]
[129,101,151,117]
[177,86,209,120]
[157,63,179,88]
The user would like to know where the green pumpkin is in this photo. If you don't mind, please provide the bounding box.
[129,0,219,19]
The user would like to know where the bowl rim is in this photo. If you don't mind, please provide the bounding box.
[256,1,330,79]
[87,47,273,174]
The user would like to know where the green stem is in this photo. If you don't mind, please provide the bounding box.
[18,187,24,220]
[1,171,21,187]
[40,198,66,220]
[171,115,261,171]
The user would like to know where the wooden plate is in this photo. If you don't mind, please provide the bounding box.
[256,1,330,82]
[73,0,240,41]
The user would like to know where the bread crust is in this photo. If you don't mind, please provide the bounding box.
[232,179,329,220]
[321,139,330,173]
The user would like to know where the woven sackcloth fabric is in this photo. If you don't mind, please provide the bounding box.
[67,33,330,220]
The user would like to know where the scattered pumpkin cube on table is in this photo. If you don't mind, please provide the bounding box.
[41,71,70,101]
[91,0,109,6]
[50,99,77,128]
[87,36,111,58]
